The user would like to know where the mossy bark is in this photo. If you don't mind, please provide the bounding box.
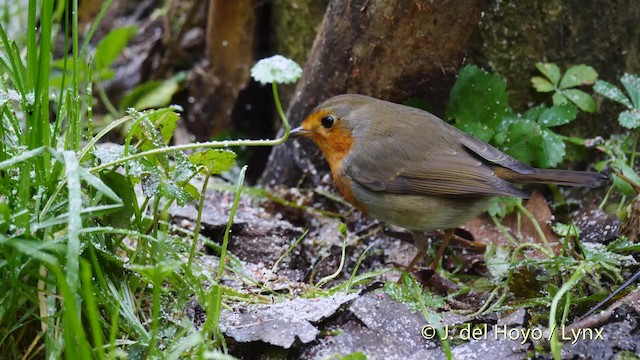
[261,0,487,187]
[273,0,330,67]
[468,0,640,135]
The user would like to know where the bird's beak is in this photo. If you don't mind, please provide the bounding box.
[289,126,311,137]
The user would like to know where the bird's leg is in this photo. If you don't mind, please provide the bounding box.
[405,231,430,273]
[430,229,454,270]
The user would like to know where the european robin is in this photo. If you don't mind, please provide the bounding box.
[290,94,606,272]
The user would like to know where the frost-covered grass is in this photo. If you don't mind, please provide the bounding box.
[0,2,258,358]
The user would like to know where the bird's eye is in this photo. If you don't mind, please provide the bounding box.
[321,115,335,129]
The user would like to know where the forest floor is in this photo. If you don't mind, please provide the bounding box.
[168,182,640,359]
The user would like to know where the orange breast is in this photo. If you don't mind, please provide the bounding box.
[329,155,367,214]
[303,111,368,213]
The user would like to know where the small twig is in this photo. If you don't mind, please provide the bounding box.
[561,289,640,341]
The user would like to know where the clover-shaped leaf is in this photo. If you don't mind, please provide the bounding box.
[251,55,302,85]
[621,73,640,108]
[560,89,596,112]
[594,80,633,108]
[535,63,561,86]
[619,109,640,129]
[595,74,640,128]
[532,63,598,113]
[559,65,598,89]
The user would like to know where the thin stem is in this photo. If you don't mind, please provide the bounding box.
[515,201,551,250]
[188,169,212,268]
[549,263,588,359]
[90,83,292,173]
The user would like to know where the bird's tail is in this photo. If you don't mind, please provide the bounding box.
[495,168,607,187]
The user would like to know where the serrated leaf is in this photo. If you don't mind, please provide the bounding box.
[133,118,171,169]
[594,80,633,108]
[500,119,542,165]
[383,275,445,313]
[141,172,161,197]
[173,152,196,183]
[537,104,578,127]
[539,129,566,168]
[446,65,509,142]
[560,89,596,112]
[160,182,193,206]
[189,149,237,175]
[149,111,179,144]
[95,26,138,70]
[531,76,555,92]
[559,64,598,89]
[485,244,511,280]
[487,196,520,218]
[621,73,640,108]
[523,105,545,122]
[618,109,640,129]
[536,63,561,86]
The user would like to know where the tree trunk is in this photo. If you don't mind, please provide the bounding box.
[260,0,486,188]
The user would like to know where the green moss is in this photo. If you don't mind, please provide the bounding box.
[468,0,640,136]
[273,0,329,65]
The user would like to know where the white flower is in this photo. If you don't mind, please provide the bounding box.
[251,55,302,85]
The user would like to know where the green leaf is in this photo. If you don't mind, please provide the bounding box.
[132,262,182,282]
[522,105,545,122]
[101,172,136,228]
[173,152,196,184]
[500,118,542,165]
[539,129,566,168]
[160,182,193,206]
[552,91,568,106]
[140,172,161,197]
[613,175,635,196]
[487,196,520,218]
[559,64,598,89]
[485,244,511,280]
[536,63,561,86]
[446,65,509,142]
[618,109,640,129]
[537,104,578,127]
[336,352,367,360]
[560,89,596,112]
[0,199,9,233]
[611,159,640,195]
[531,76,555,92]
[493,111,520,146]
[594,80,633,108]
[149,111,180,144]
[189,149,237,175]
[131,117,171,169]
[120,73,185,111]
[621,73,640,108]
[383,275,445,313]
[95,26,138,70]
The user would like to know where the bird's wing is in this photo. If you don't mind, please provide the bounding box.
[456,131,535,175]
[344,103,531,198]
[351,152,529,198]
